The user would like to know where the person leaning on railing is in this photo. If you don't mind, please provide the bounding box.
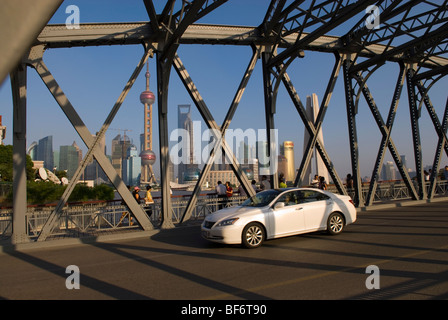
[144,185,154,218]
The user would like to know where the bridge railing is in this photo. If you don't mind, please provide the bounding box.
[0,193,248,240]
[0,181,447,240]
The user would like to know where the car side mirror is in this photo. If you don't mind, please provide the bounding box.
[274,202,285,210]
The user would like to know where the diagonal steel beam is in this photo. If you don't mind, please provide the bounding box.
[0,0,63,84]
[415,82,448,198]
[160,0,207,63]
[416,81,448,157]
[25,46,154,241]
[143,0,161,35]
[350,21,448,74]
[260,0,288,37]
[354,64,418,205]
[281,53,345,195]
[427,98,448,199]
[262,51,279,189]
[269,0,377,68]
[175,48,259,223]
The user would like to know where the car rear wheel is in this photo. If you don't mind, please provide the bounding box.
[242,223,265,249]
[327,212,344,235]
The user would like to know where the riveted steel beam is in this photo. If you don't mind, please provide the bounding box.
[175,47,259,223]
[269,0,378,68]
[343,56,364,207]
[406,64,426,200]
[0,0,63,84]
[26,46,154,241]
[415,82,448,199]
[283,53,345,195]
[354,64,418,205]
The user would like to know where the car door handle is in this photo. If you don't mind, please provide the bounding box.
[296,207,303,211]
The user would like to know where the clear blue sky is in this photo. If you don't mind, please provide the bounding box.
[1,0,447,180]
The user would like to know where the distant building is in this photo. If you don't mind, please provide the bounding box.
[382,161,396,181]
[205,168,254,189]
[59,144,79,179]
[177,105,198,183]
[27,141,38,160]
[36,135,54,170]
[72,141,82,165]
[122,145,141,186]
[84,132,108,184]
[303,94,329,184]
[280,141,295,182]
[111,134,131,177]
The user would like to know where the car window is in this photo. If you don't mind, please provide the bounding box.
[297,190,330,203]
[241,189,281,207]
[276,191,298,206]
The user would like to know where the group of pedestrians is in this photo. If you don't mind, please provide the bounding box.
[119,185,155,226]
[215,181,234,209]
[215,174,278,206]
[310,174,328,190]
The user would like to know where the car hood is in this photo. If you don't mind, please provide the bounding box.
[206,206,264,222]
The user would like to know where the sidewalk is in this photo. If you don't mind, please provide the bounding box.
[2,196,447,254]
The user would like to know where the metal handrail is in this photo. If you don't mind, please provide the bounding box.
[1,180,447,240]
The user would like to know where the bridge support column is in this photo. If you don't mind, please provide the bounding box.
[406,64,426,200]
[156,49,175,229]
[11,63,29,244]
[343,55,364,207]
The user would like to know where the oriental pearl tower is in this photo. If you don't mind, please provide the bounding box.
[140,62,157,184]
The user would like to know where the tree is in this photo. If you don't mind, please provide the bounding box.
[0,145,34,181]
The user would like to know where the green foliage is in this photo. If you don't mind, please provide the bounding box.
[0,145,35,181]
[92,183,115,201]
[68,184,114,202]
[5,182,115,205]
[26,181,65,204]
[55,170,67,179]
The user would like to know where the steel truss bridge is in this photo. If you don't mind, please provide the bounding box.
[1,0,447,244]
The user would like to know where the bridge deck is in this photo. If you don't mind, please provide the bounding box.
[0,199,447,302]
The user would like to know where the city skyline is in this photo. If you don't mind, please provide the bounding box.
[1,0,447,184]
[20,128,429,185]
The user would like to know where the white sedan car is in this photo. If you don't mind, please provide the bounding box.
[201,188,357,248]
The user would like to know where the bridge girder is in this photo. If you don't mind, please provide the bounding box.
[3,0,447,243]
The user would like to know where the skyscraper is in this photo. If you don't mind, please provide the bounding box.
[84,132,108,185]
[111,134,131,177]
[122,145,141,186]
[59,144,79,179]
[382,161,396,181]
[281,141,295,182]
[27,141,38,160]
[177,104,197,183]
[303,94,329,184]
[36,135,54,170]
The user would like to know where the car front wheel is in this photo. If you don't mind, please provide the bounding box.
[327,212,344,235]
[242,222,265,249]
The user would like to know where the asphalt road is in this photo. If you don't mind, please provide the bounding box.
[1,200,447,302]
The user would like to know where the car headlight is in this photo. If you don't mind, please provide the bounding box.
[217,218,239,227]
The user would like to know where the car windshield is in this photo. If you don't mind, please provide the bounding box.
[241,190,281,207]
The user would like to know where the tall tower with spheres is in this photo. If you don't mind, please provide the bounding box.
[139,62,156,183]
